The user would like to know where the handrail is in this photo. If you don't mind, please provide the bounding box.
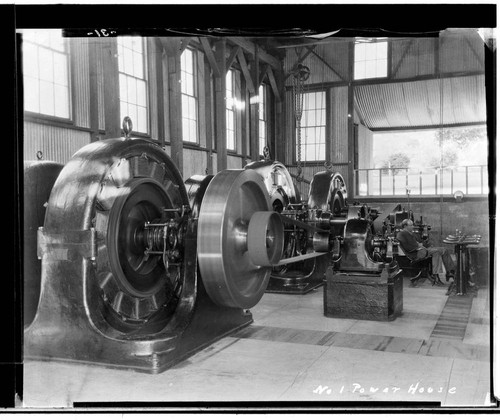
[355,165,487,196]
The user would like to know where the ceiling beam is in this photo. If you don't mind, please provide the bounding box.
[227,37,281,69]
[226,45,241,71]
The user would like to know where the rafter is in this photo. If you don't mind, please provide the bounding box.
[199,37,221,77]
[227,37,281,69]
[284,46,316,81]
[237,49,255,94]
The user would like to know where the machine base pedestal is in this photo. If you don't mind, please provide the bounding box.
[25,280,252,374]
[266,275,324,294]
[323,266,403,321]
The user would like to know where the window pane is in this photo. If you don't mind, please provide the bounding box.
[355,42,365,61]
[133,51,143,79]
[185,49,193,72]
[131,37,142,53]
[53,53,67,85]
[120,101,128,123]
[49,30,65,52]
[355,64,365,80]
[54,84,69,118]
[366,43,376,60]
[182,119,189,142]
[128,104,137,128]
[188,97,196,119]
[24,76,39,113]
[137,106,147,133]
[39,80,55,115]
[23,43,38,78]
[189,120,197,142]
[119,74,128,102]
[137,80,147,107]
[376,60,387,77]
[118,45,124,72]
[38,48,53,82]
[377,41,388,58]
[124,47,134,75]
[127,77,137,104]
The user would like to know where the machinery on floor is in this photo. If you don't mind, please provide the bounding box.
[24,122,285,374]
[24,119,406,373]
[245,161,349,294]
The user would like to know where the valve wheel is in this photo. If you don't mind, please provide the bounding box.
[197,169,282,309]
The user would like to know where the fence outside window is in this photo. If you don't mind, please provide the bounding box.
[355,165,488,196]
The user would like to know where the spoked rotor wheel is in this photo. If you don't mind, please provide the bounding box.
[197,169,284,309]
[40,139,190,334]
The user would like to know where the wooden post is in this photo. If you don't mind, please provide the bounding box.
[204,58,214,175]
[88,39,100,142]
[347,40,355,194]
[154,39,165,148]
[274,65,285,163]
[250,45,260,162]
[214,39,227,172]
[102,38,121,138]
[163,38,183,174]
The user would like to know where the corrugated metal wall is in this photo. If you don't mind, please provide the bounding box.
[23,122,91,163]
[330,86,348,164]
[71,39,90,129]
[96,41,106,131]
[284,41,350,87]
[391,38,435,79]
[354,75,486,129]
[440,29,485,74]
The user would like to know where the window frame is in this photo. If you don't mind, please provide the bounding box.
[293,88,328,164]
[225,69,237,152]
[180,47,199,144]
[117,36,150,136]
[353,37,390,81]
[22,29,73,123]
[258,84,268,157]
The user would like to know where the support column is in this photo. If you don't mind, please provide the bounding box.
[165,40,183,175]
[214,39,227,171]
[347,40,355,194]
[102,38,121,139]
[88,38,100,142]
[204,59,214,175]
[250,45,260,162]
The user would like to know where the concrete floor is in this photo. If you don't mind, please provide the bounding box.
[20,276,493,409]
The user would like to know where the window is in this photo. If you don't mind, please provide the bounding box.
[354,38,388,80]
[22,29,71,119]
[258,85,267,155]
[226,70,236,150]
[181,48,198,143]
[297,91,326,162]
[117,37,148,134]
[356,127,488,196]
